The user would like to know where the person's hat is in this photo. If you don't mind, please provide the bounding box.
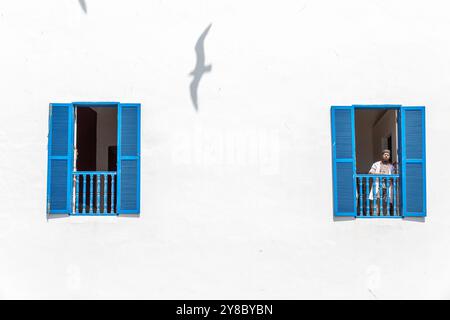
[382,149,390,155]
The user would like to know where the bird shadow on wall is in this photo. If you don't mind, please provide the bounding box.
[189,23,212,112]
[79,0,87,14]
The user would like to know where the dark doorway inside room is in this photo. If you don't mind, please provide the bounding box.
[76,108,97,171]
[74,106,117,214]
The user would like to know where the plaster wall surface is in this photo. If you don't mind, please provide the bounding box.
[0,0,449,299]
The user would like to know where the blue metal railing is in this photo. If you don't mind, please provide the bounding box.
[72,171,117,215]
[356,174,400,217]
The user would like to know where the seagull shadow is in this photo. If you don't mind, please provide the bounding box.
[79,0,87,14]
[189,23,212,112]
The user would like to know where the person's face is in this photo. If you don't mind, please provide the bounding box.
[382,152,390,161]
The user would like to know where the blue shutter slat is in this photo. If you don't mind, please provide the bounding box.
[51,107,69,156]
[336,162,354,213]
[117,103,140,214]
[405,110,423,159]
[121,107,138,156]
[47,104,73,214]
[331,106,356,217]
[405,163,424,213]
[121,160,138,209]
[401,107,426,217]
[50,160,68,210]
[335,109,353,159]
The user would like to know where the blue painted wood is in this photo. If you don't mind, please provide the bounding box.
[71,172,116,215]
[74,171,116,175]
[401,107,426,217]
[393,178,397,216]
[47,103,74,214]
[357,174,400,178]
[353,104,401,109]
[331,106,356,217]
[82,174,87,213]
[357,216,403,219]
[397,108,403,216]
[111,175,115,213]
[117,103,141,214]
[358,177,363,216]
[104,175,108,213]
[356,175,399,218]
[75,175,79,213]
[72,102,120,106]
[96,174,101,214]
[48,101,136,217]
[366,177,370,216]
[117,105,122,213]
[69,214,117,216]
[379,178,384,216]
[372,177,377,216]
[352,105,403,217]
[386,178,391,216]
[89,174,93,213]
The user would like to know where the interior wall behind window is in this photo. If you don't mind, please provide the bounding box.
[355,109,377,173]
[355,109,398,173]
[372,110,398,165]
[93,107,117,171]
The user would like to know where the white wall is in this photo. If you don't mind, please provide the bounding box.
[1,0,450,299]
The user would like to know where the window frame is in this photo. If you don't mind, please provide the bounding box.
[331,104,426,219]
[47,102,141,216]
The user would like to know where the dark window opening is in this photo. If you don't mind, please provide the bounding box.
[74,106,117,214]
[75,107,117,171]
[354,109,399,216]
[355,109,398,174]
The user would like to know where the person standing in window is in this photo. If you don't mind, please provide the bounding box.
[368,150,396,216]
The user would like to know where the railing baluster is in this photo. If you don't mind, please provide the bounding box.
[89,174,93,213]
[366,177,370,216]
[75,175,79,214]
[358,177,363,216]
[393,177,397,216]
[386,178,391,216]
[104,174,108,214]
[355,174,400,218]
[96,174,101,214]
[72,171,118,215]
[82,174,87,214]
[111,174,115,213]
[380,177,384,216]
[372,177,377,216]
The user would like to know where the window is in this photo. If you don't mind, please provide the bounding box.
[331,105,426,218]
[47,102,141,215]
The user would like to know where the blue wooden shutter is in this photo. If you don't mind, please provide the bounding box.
[400,107,426,217]
[331,106,356,216]
[117,103,141,214]
[47,103,74,214]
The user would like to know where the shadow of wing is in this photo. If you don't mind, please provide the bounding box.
[79,0,87,13]
[194,24,212,69]
[190,76,201,111]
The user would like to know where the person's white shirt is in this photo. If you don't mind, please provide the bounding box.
[368,161,396,201]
